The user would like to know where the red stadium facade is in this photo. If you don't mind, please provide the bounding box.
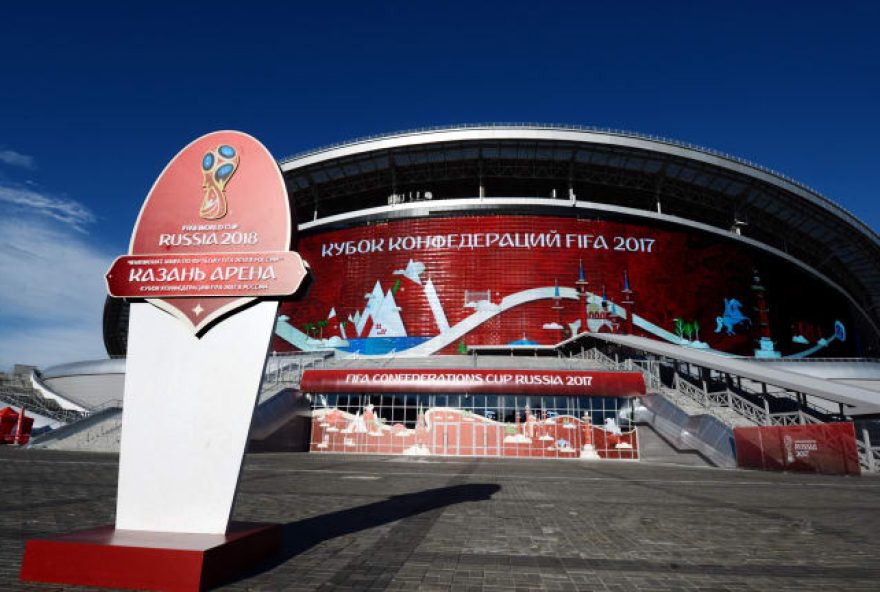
[272,215,856,359]
[103,125,880,462]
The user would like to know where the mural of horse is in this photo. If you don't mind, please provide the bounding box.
[715,298,751,336]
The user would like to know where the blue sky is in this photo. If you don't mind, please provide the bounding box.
[1,1,879,369]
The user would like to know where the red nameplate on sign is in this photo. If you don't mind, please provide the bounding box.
[106,251,306,299]
[105,130,307,333]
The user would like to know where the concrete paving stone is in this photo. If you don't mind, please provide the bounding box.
[2,449,880,591]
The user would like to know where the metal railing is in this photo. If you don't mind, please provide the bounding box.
[583,346,841,429]
[768,411,824,427]
[261,351,334,393]
[580,348,618,369]
[728,376,832,420]
[0,385,86,424]
[857,429,880,473]
[673,373,708,404]
[727,392,772,426]
[627,359,664,392]
[582,346,880,475]
[585,349,767,427]
[671,372,834,427]
[674,362,837,425]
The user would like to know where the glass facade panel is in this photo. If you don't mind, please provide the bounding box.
[309,391,639,460]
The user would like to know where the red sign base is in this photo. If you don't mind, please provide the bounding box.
[20,521,281,591]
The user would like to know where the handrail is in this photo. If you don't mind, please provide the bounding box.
[586,341,844,429]
[0,386,87,424]
[728,377,832,420]
[582,348,618,369]
[726,390,771,426]
[672,373,771,426]
[634,362,664,392]
[673,373,707,406]
[261,351,333,392]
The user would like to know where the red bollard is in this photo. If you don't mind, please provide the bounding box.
[13,408,31,446]
[13,408,25,446]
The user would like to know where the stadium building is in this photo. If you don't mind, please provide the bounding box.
[25,125,880,469]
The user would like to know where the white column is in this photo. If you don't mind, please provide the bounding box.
[115,300,277,534]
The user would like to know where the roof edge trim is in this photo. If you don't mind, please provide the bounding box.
[279,124,879,247]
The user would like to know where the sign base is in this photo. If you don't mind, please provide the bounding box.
[20,521,281,591]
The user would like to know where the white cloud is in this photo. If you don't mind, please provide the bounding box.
[0,149,35,169]
[0,186,95,232]
[0,200,112,371]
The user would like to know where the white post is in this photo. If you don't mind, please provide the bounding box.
[116,301,277,534]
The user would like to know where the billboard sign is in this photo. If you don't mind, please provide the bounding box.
[105,131,307,333]
[301,368,646,396]
[734,422,860,475]
[273,215,854,359]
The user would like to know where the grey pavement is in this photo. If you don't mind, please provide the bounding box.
[2,448,879,591]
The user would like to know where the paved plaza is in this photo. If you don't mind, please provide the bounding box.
[1,448,879,591]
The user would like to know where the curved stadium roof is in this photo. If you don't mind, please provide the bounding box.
[278,124,880,337]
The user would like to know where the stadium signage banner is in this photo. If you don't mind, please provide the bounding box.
[301,369,646,396]
[733,422,860,475]
[272,215,854,359]
[105,130,306,333]
[319,231,658,257]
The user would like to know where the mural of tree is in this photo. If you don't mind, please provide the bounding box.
[316,319,328,339]
[303,322,315,338]
[674,317,684,339]
[674,318,701,342]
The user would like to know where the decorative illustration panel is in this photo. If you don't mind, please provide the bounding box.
[273,215,858,358]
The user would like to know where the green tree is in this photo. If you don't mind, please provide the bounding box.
[316,319,329,339]
[303,322,315,338]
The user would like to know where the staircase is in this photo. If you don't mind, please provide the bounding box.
[0,376,86,426]
[577,345,880,472]
[636,423,712,467]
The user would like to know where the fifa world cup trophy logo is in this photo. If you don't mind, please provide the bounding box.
[199,145,239,220]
